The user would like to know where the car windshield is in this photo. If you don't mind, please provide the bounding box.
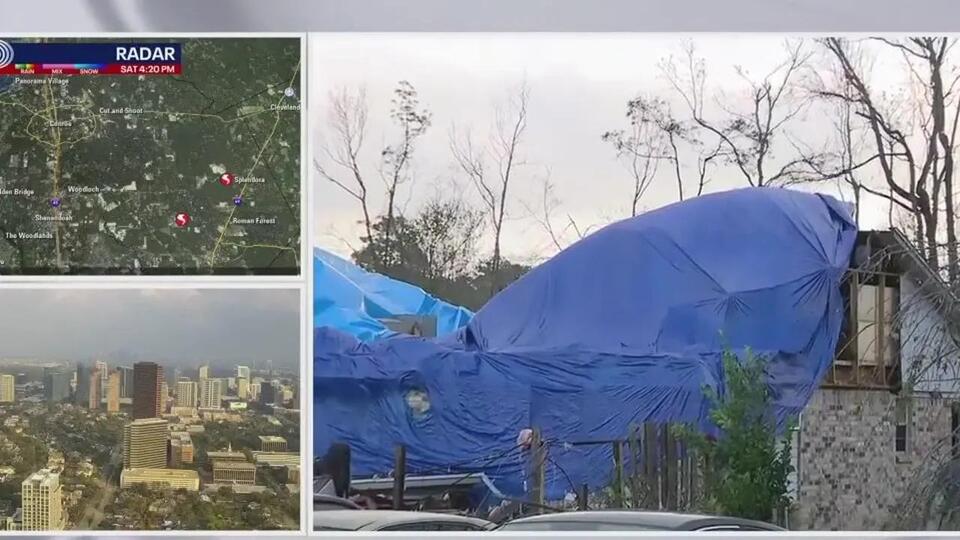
[499,520,668,531]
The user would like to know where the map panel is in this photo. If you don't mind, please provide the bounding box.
[0,37,302,275]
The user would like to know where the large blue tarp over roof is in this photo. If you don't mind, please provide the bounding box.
[314,187,858,500]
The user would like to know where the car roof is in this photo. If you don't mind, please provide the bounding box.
[503,511,784,531]
[314,494,361,510]
[313,510,492,531]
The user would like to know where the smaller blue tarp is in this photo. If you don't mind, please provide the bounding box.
[314,248,474,341]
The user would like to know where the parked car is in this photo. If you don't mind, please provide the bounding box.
[314,510,494,531]
[497,511,785,531]
[314,494,362,511]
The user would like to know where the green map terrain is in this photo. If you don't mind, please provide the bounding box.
[0,38,301,275]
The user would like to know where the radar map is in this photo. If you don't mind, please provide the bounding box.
[0,38,302,275]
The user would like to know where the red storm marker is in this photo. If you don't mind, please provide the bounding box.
[219,173,235,186]
[175,212,191,228]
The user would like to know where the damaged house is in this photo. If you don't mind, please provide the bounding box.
[793,229,960,530]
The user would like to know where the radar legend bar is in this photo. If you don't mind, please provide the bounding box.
[0,40,182,75]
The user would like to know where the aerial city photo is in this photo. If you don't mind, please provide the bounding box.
[0,288,301,531]
[0,37,302,275]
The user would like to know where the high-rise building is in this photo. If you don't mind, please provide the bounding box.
[88,368,101,410]
[237,366,250,380]
[198,365,210,380]
[199,378,222,409]
[259,435,288,452]
[132,362,163,419]
[227,377,237,391]
[160,382,170,412]
[249,382,261,402]
[175,380,198,408]
[106,372,121,413]
[95,360,108,396]
[74,363,90,406]
[117,366,134,399]
[123,418,168,469]
[212,461,256,485]
[168,432,194,466]
[259,381,276,405]
[237,378,250,400]
[0,374,15,403]
[43,370,70,404]
[20,469,64,531]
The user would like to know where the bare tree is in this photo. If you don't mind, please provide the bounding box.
[315,81,431,269]
[315,86,374,244]
[522,173,597,254]
[819,37,960,280]
[602,97,683,211]
[604,93,735,207]
[379,81,431,267]
[451,82,530,295]
[659,41,817,187]
[603,96,671,212]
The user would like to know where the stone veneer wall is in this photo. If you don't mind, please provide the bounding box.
[790,388,950,530]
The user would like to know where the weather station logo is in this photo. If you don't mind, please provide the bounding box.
[0,40,14,70]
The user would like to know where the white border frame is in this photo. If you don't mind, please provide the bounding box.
[0,31,310,537]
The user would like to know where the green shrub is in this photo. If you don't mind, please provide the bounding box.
[686,349,794,522]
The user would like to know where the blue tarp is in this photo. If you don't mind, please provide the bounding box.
[314,248,474,341]
[314,187,858,500]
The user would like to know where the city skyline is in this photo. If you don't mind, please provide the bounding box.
[0,289,299,368]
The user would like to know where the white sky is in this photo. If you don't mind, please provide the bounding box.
[311,34,910,262]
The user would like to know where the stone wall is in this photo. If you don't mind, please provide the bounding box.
[790,388,951,530]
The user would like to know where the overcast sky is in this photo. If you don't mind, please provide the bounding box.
[0,288,299,368]
[312,34,913,263]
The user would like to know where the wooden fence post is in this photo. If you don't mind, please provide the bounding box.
[664,425,678,510]
[612,440,624,508]
[393,444,406,510]
[628,425,641,509]
[530,428,546,512]
[643,422,659,509]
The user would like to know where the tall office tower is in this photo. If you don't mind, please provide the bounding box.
[0,374,14,403]
[198,365,210,380]
[106,372,121,413]
[198,378,222,409]
[132,362,163,419]
[123,418,168,469]
[227,377,237,391]
[20,469,64,531]
[249,382,261,402]
[43,370,70,403]
[118,366,134,399]
[236,366,250,380]
[259,381,276,405]
[88,368,101,410]
[74,363,90,406]
[175,380,198,408]
[237,377,250,400]
[95,360,108,396]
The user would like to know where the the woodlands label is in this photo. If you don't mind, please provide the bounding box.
[0,38,301,275]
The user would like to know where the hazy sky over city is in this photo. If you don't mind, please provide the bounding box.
[312,34,911,263]
[0,288,299,368]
